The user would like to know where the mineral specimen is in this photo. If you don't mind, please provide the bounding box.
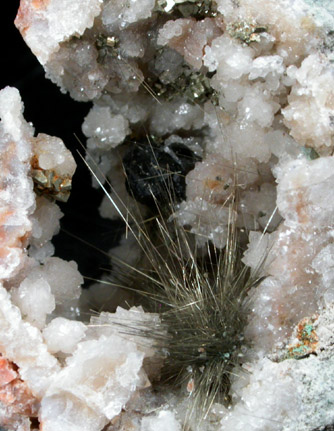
[3,0,334,429]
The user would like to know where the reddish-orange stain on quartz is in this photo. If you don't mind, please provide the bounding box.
[0,208,24,251]
[15,1,32,35]
[0,358,17,387]
[0,356,39,418]
[15,0,49,36]
[0,209,16,263]
[32,0,49,8]
[0,210,12,227]
[205,178,221,191]
[0,140,32,276]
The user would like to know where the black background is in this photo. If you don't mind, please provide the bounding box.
[2,1,121,286]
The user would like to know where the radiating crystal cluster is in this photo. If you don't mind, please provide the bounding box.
[3,0,334,429]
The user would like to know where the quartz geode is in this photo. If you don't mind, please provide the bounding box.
[1,0,334,430]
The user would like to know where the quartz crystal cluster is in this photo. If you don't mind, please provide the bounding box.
[2,0,334,429]
[0,87,160,430]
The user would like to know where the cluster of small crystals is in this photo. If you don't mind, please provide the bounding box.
[0,88,163,431]
[31,134,76,203]
[218,304,334,431]
[25,0,333,249]
[11,0,334,430]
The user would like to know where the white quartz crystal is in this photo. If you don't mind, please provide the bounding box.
[277,156,334,229]
[249,55,285,81]
[45,336,146,418]
[11,274,55,329]
[15,0,103,65]
[82,105,131,149]
[0,87,34,280]
[158,18,223,69]
[44,257,84,303]
[40,307,160,429]
[150,99,205,135]
[141,410,181,431]
[0,285,60,397]
[30,197,63,250]
[204,35,255,79]
[221,358,299,431]
[102,0,156,28]
[312,244,334,304]
[33,134,76,176]
[40,394,107,431]
[283,53,334,151]
[43,317,87,354]
[0,87,34,143]
[243,156,334,354]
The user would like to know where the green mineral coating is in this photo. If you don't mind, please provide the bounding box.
[303,0,334,60]
[303,0,334,31]
[282,320,318,360]
[227,21,268,45]
[281,344,312,361]
[301,147,320,160]
[292,345,309,355]
[302,324,314,338]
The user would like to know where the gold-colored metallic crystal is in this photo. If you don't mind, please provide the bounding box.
[148,68,218,105]
[31,157,73,203]
[227,21,268,45]
[96,34,120,63]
